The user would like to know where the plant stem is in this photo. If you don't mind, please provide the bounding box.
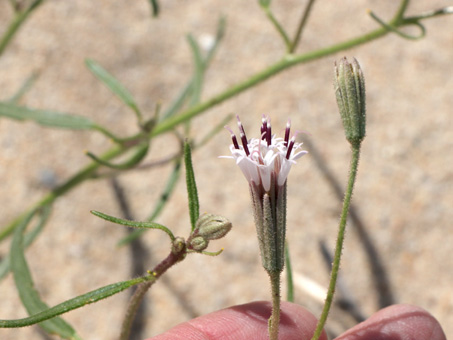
[119,240,187,340]
[263,7,291,51]
[310,144,361,340]
[289,0,317,53]
[0,0,45,57]
[119,281,152,340]
[268,270,281,340]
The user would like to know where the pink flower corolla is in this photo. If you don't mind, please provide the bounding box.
[222,115,307,193]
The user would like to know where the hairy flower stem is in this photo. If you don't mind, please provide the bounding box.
[120,239,187,340]
[311,144,361,340]
[268,270,281,340]
[119,281,152,340]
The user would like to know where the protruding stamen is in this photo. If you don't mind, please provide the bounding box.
[261,115,267,141]
[225,126,240,149]
[286,134,297,159]
[236,115,248,139]
[284,119,291,147]
[240,133,250,156]
[266,118,272,146]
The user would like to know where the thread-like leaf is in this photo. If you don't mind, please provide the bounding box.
[118,159,182,246]
[10,210,81,339]
[91,210,175,240]
[85,59,142,120]
[184,141,199,231]
[0,276,149,328]
[0,102,94,129]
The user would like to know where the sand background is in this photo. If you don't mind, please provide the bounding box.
[0,1,452,339]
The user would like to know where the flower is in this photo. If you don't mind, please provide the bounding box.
[222,115,307,273]
[222,115,307,193]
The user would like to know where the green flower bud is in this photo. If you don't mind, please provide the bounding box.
[334,57,366,146]
[189,236,209,252]
[195,213,232,240]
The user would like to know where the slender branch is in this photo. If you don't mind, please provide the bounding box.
[311,145,361,340]
[391,0,410,23]
[263,7,292,51]
[0,0,45,56]
[289,0,317,53]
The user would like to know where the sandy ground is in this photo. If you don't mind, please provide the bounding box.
[0,1,452,339]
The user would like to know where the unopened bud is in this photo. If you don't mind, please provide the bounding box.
[334,57,366,146]
[189,236,209,251]
[195,213,232,240]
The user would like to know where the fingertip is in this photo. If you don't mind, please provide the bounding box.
[149,301,325,340]
[337,304,446,340]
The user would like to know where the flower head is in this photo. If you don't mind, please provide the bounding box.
[222,115,307,274]
[222,115,307,193]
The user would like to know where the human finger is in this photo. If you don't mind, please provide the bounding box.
[149,300,327,340]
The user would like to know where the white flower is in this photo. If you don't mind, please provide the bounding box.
[221,115,307,192]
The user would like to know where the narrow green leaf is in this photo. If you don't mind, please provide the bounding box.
[0,205,51,281]
[118,159,182,246]
[148,0,159,17]
[91,210,175,240]
[184,141,199,231]
[0,102,94,129]
[85,59,142,121]
[285,241,294,302]
[0,276,150,328]
[10,210,81,339]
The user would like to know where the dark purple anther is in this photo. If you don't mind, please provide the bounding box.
[225,126,240,149]
[284,119,291,147]
[261,116,266,141]
[285,136,295,159]
[240,133,250,155]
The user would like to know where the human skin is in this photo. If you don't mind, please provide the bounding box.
[148,301,446,340]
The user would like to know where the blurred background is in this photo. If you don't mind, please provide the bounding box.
[0,1,452,339]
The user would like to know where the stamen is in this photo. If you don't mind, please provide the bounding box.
[236,115,248,141]
[266,118,271,146]
[284,119,291,147]
[286,135,296,159]
[261,115,267,141]
[225,126,240,149]
[240,132,250,156]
